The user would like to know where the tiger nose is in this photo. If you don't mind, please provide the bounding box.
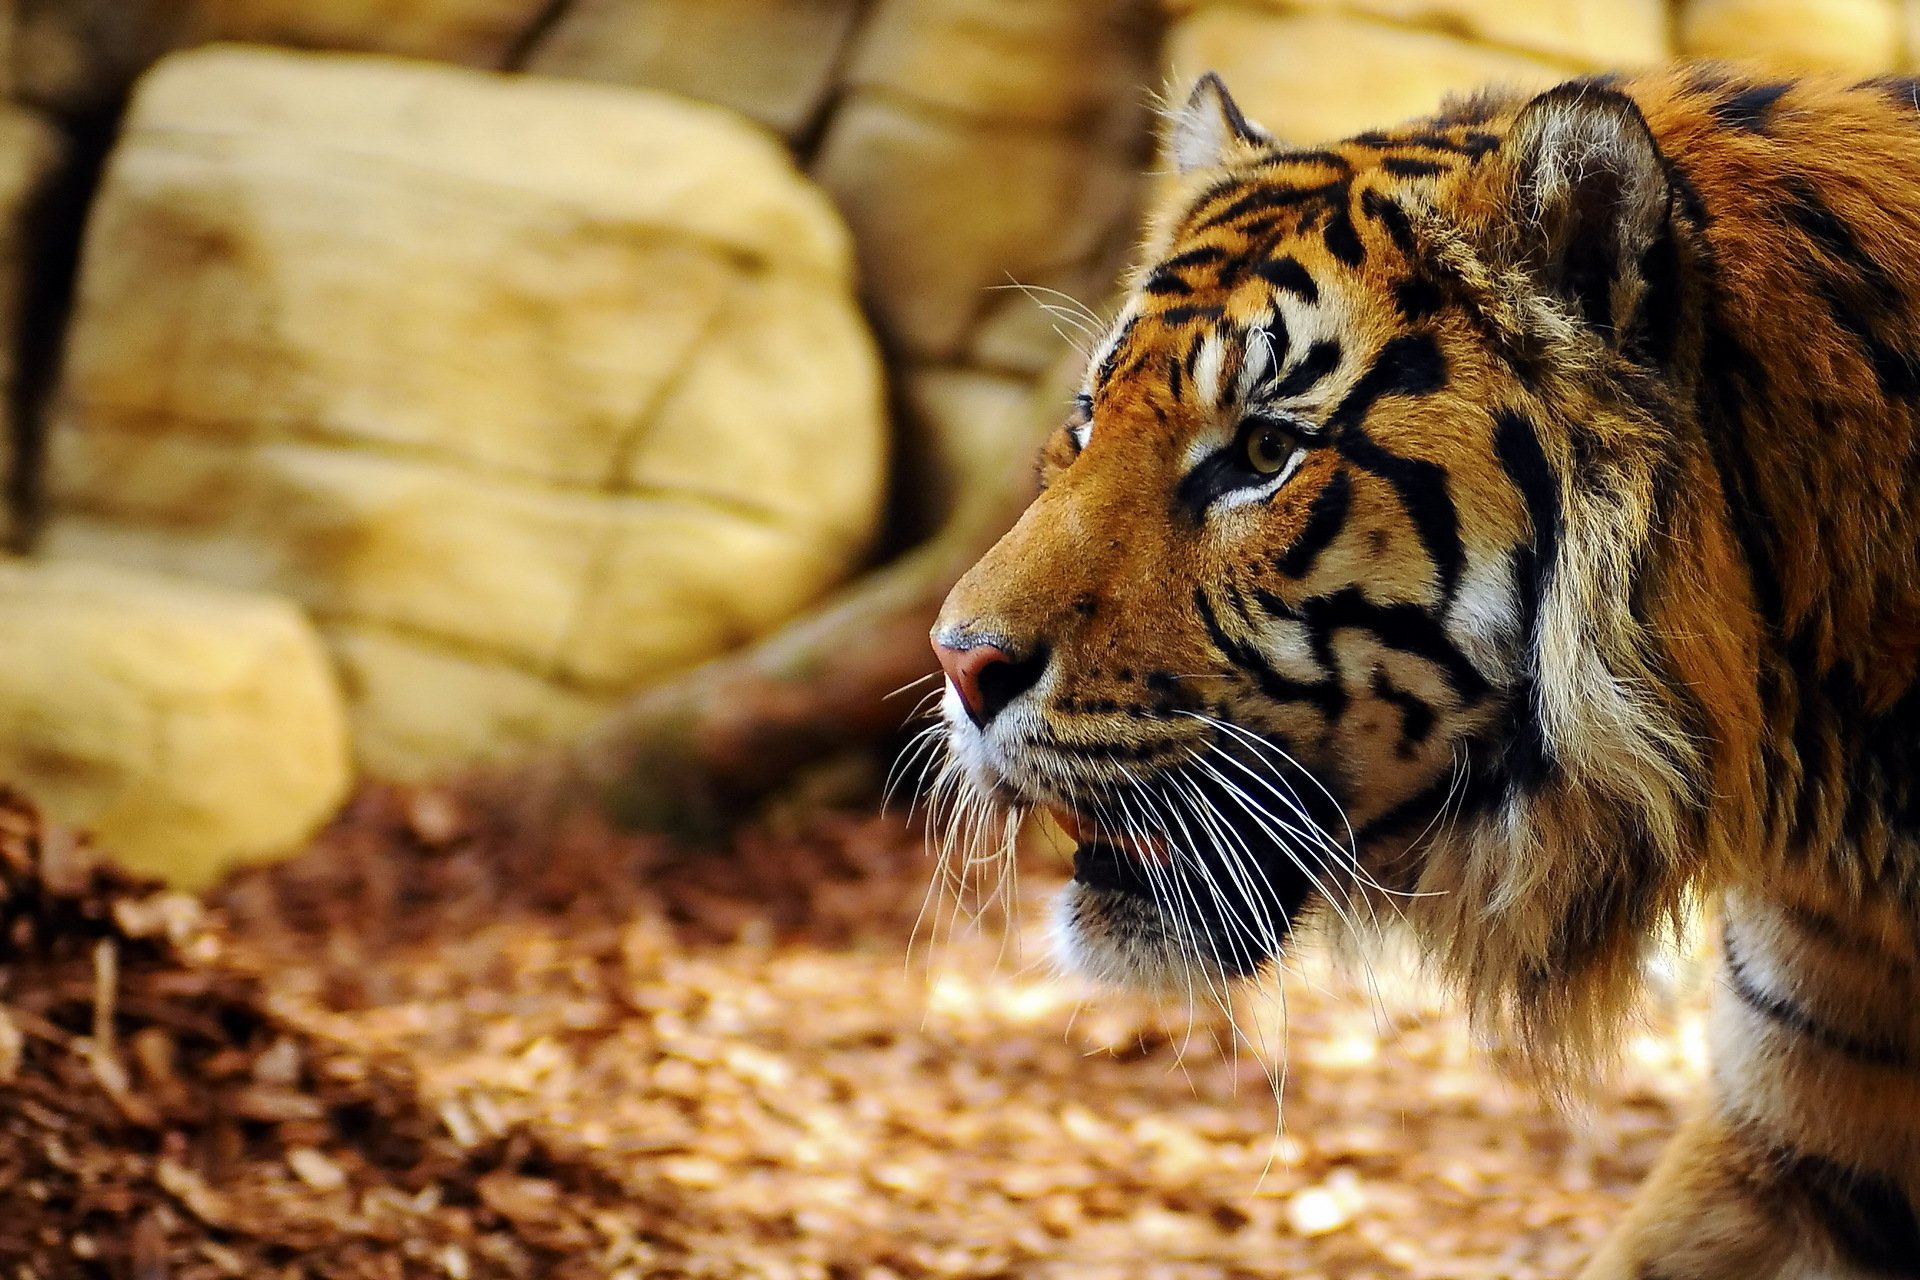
[933,635,1050,728]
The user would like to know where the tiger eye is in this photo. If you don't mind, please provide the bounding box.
[1245,425,1291,474]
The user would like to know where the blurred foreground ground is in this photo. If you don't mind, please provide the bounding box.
[3,790,1708,1278]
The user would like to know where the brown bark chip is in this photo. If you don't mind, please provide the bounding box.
[0,791,659,1278]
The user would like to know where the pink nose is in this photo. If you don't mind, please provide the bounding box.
[933,639,1044,727]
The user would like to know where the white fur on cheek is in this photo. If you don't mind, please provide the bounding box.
[1446,546,1522,677]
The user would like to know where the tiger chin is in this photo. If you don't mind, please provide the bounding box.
[930,65,1920,1280]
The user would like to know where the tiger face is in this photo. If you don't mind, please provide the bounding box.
[931,73,1710,1002]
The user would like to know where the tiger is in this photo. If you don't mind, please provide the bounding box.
[928,64,1920,1278]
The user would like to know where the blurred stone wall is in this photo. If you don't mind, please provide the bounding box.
[44,46,890,782]
[0,0,1913,882]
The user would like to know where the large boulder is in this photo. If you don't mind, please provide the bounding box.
[524,0,865,142]
[1163,9,1574,146]
[810,0,1157,368]
[1678,0,1903,72]
[1160,0,1667,71]
[7,0,554,116]
[0,558,349,889]
[46,45,889,779]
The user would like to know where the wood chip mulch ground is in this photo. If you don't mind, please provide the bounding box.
[1,785,1710,1279]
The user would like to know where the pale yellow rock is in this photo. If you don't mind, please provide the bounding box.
[814,92,1134,359]
[326,626,608,782]
[1164,9,1572,146]
[188,0,547,66]
[897,367,1039,537]
[55,440,605,665]
[60,46,850,483]
[51,45,889,777]
[8,0,548,115]
[560,502,850,690]
[966,269,1122,376]
[848,0,1156,128]
[1678,0,1903,72]
[0,558,349,888]
[524,0,863,140]
[625,268,887,537]
[1159,0,1669,69]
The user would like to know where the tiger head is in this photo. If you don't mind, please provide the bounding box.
[931,74,1757,1059]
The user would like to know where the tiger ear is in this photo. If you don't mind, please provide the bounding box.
[1167,72,1270,173]
[1495,83,1672,346]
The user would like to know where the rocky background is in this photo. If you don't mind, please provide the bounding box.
[0,0,1910,886]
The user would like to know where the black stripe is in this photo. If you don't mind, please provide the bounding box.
[1254,255,1319,302]
[1299,587,1490,704]
[1813,276,1920,397]
[1782,180,1901,307]
[1274,469,1351,578]
[1633,207,1683,368]
[1784,900,1918,976]
[1723,928,1914,1068]
[1392,276,1444,321]
[1215,247,1258,292]
[1335,434,1461,604]
[1161,245,1229,272]
[1869,74,1920,114]
[1194,587,1346,717]
[1782,179,1919,397]
[1492,408,1561,792]
[1382,156,1448,178]
[1200,182,1344,231]
[1261,148,1352,172]
[1144,271,1193,296]
[1696,312,1785,626]
[1537,859,1659,978]
[1709,81,1790,132]
[1370,670,1436,756]
[1328,334,1457,599]
[1351,129,1499,158]
[1095,315,1137,393]
[1158,303,1225,328]
[1322,197,1365,266]
[1774,1147,1920,1275]
[1787,631,1832,844]
[1493,408,1560,603]
[1273,339,1341,399]
[1167,352,1185,403]
[1327,332,1448,432]
[1359,188,1418,257]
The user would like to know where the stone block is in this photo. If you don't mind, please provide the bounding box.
[523,0,862,140]
[1159,0,1668,69]
[848,0,1156,128]
[1678,0,1903,73]
[813,92,1133,359]
[50,45,889,777]
[0,558,349,888]
[1164,8,1571,146]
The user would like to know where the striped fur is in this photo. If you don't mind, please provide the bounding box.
[931,65,1920,1277]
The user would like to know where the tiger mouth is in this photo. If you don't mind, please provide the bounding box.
[1048,807,1170,895]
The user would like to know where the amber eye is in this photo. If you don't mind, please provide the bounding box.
[1244,423,1293,474]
